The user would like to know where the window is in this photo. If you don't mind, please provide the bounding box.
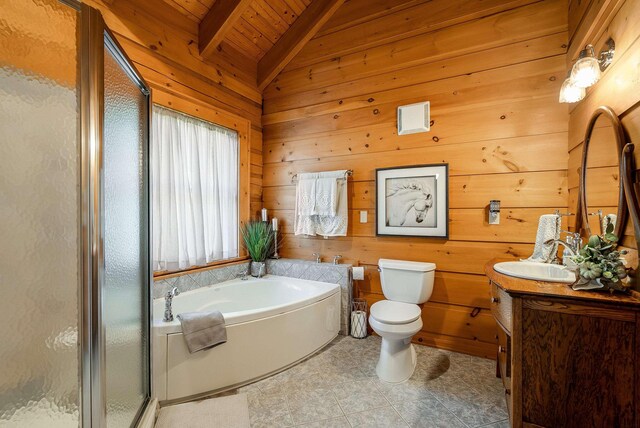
[151,105,239,272]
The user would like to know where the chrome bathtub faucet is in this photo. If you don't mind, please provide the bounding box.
[163,286,180,322]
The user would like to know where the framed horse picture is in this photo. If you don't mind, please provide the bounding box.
[375,164,448,238]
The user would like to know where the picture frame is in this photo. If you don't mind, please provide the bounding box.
[376,164,449,238]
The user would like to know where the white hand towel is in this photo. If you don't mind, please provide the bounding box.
[318,178,348,236]
[295,170,348,237]
[525,214,561,263]
[314,177,338,216]
[296,176,316,216]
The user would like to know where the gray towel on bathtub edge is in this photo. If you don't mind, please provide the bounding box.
[177,311,227,354]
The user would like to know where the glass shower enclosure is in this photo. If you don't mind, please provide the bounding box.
[0,0,151,426]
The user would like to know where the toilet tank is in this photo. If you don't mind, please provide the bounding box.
[378,259,436,304]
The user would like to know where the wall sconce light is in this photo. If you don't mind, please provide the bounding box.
[598,38,616,70]
[571,45,602,88]
[559,38,615,103]
[559,70,586,103]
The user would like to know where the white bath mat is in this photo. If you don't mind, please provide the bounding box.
[155,394,250,428]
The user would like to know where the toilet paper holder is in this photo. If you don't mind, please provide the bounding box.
[352,266,365,281]
[351,298,368,339]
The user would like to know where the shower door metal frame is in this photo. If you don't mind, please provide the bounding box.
[79,3,152,427]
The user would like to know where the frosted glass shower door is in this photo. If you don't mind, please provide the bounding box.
[0,0,80,425]
[102,35,150,428]
[1,2,151,426]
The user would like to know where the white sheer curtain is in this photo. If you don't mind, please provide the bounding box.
[152,106,239,271]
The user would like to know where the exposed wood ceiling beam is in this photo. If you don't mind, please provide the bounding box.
[257,0,345,91]
[199,0,253,58]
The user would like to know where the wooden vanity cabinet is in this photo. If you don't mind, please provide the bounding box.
[486,260,640,428]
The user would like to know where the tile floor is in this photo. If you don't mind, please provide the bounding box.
[225,335,509,428]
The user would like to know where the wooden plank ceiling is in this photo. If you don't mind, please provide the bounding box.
[162,0,340,89]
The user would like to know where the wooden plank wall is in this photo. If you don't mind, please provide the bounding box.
[261,0,570,358]
[567,0,640,269]
[84,0,264,217]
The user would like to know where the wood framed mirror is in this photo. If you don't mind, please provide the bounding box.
[622,143,640,250]
[576,106,628,239]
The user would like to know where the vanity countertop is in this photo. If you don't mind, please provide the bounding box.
[485,258,640,307]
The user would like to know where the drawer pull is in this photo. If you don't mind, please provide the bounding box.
[499,346,507,353]
[491,297,500,304]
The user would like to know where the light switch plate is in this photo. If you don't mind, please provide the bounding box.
[360,210,368,223]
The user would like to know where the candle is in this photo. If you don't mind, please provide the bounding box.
[272,217,278,231]
[261,208,268,222]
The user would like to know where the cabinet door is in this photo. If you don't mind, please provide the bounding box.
[521,299,636,427]
[497,324,511,384]
[497,322,513,424]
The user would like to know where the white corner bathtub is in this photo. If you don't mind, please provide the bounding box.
[152,275,341,402]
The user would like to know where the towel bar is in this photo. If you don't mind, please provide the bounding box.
[291,169,353,183]
[553,209,575,217]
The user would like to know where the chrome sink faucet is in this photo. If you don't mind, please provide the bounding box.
[333,255,342,265]
[163,286,180,322]
[545,238,576,256]
[544,232,582,264]
[313,253,321,263]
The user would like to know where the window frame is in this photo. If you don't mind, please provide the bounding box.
[151,89,251,278]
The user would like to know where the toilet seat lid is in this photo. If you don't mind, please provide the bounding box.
[378,258,436,272]
[370,300,421,325]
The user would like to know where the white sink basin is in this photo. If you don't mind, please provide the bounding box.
[493,261,576,284]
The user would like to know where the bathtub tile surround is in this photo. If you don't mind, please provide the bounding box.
[153,262,250,299]
[266,259,352,335]
[153,258,352,335]
[222,335,507,428]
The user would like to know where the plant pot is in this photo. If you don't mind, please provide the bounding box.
[572,278,605,291]
[250,261,266,277]
[572,277,630,293]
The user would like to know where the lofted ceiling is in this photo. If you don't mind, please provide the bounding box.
[162,0,344,90]
[164,0,311,60]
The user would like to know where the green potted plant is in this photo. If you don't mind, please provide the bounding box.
[570,223,630,293]
[241,220,274,277]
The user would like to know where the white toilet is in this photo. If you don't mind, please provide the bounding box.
[369,258,436,383]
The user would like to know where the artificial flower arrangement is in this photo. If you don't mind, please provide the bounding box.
[569,222,630,293]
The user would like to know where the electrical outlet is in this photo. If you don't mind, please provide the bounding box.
[360,210,368,223]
